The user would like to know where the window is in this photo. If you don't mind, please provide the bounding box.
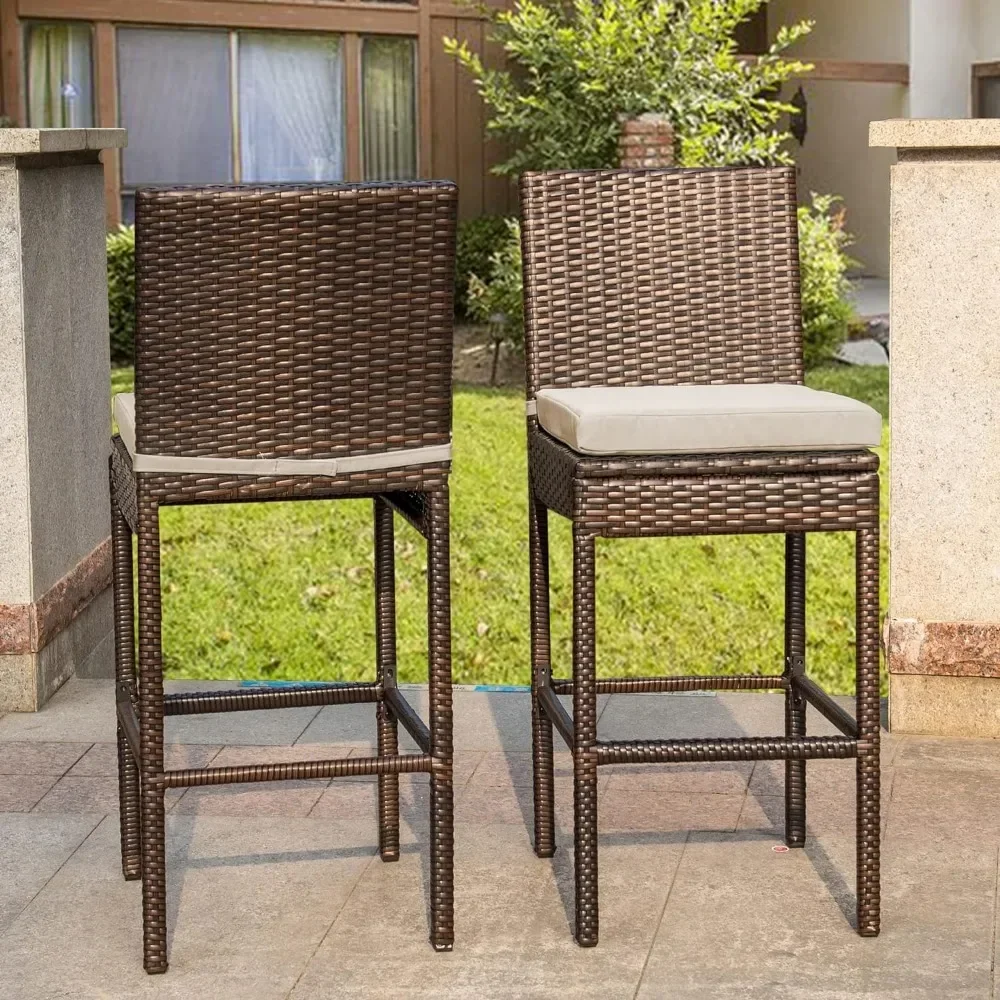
[362,36,417,180]
[118,28,233,189]
[117,27,349,220]
[24,21,94,128]
[239,32,344,183]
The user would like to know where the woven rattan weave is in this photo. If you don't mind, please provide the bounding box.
[110,182,457,973]
[520,167,880,946]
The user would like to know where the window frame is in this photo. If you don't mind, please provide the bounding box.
[972,62,1000,117]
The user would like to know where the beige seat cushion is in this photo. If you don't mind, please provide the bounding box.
[534,384,882,456]
[113,392,451,475]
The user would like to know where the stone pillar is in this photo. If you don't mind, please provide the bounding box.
[871,118,1000,736]
[0,128,126,712]
[618,113,674,169]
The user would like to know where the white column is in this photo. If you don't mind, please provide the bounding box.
[0,128,126,712]
[872,118,1000,736]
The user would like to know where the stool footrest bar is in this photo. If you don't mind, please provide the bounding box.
[595,736,857,765]
[538,684,574,748]
[163,753,433,788]
[385,688,431,754]
[163,682,380,716]
[793,675,858,738]
[549,674,787,695]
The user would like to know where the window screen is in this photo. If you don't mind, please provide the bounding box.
[118,27,232,187]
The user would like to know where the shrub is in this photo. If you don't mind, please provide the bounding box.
[107,224,135,365]
[456,215,510,319]
[466,218,524,383]
[798,193,858,369]
[444,0,813,173]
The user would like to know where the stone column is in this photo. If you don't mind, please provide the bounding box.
[618,113,674,169]
[871,118,1000,736]
[0,128,126,712]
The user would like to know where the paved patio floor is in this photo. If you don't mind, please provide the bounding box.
[0,678,994,999]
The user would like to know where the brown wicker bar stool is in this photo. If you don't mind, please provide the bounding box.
[520,166,882,946]
[109,182,457,973]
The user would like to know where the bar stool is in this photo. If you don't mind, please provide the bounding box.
[109,182,458,972]
[520,166,882,946]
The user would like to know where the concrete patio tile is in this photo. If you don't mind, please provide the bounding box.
[885,765,1000,841]
[0,813,102,934]
[164,704,322,747]
[742,764,895,838]
[602,760,753,795]
[309,779,431,840]
[0,679,322,748]
[0,814,377,1000]
[290,822,684,999]
[893,734,1000,774]
[294,702,382,748]
[749,758,884,797]
[68,742,221,776]
[599,785,744,834]
[0,741,91,774]
[295,689,603,753]
[0,679,117,743]
[468,750,574,787]
[636,832,995,1000]
[31,775,184,815]
[209,742,356,768]
[455,775,596,830]
[171,780,329,818]
[599,692,855,744]
[0,774,58,811]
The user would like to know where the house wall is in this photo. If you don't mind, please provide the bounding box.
[909,0,975,118]
[0,0,516,223]
[768,0,909,280]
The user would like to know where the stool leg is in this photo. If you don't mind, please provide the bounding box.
[427,488,454,951]
[855,522,881,936]
[111,472,141,881]
[529,494,556,858]
[784,533,807,848]
[374,498,400,863]
[137,493,168,974]
[572,528,599,948]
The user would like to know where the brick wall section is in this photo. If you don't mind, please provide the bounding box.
[618,114,675,169]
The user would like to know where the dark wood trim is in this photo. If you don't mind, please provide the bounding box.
[94,21,120,227]
[737,55,909,85]
[972,62,1000,117]
[1,0,23,123]
[344,30,360,180]
[0,537,111,655]
[417,0,431,176]
[19,0,418,35]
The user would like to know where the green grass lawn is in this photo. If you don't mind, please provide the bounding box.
[113,365,888,694]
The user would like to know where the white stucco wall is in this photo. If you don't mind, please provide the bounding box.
[909,0,976,118]
[769,0,909,279]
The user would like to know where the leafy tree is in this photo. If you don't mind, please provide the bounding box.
[444,0,813,173]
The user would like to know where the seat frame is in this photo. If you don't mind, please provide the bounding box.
[519,165,881,947]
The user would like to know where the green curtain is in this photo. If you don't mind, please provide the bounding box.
[361,37,417,181]
[27,23,92,128]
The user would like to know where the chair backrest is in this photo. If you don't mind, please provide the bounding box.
[133,182,457,461]
[520,167,804,402]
